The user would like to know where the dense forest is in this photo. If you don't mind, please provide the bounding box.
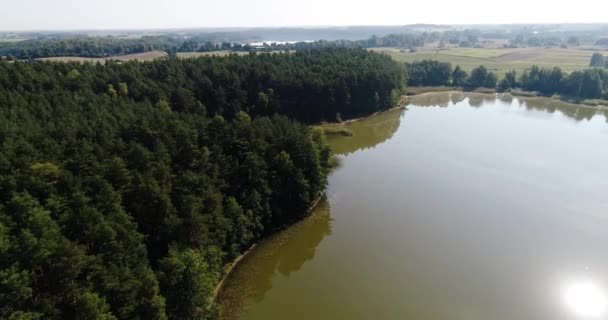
[0,48,405,319]
[4,49,404,122]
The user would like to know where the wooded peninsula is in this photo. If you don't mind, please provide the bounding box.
[0,48,405,319]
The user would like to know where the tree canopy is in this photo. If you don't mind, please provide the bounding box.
[590,53,606,68]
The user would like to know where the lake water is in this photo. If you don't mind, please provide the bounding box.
[219,92,608,320]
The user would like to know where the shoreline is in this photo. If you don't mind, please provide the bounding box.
[405,86,608,109]
[209,243,258,305]
[210,195,325,306]
[212,100,404,305]
[508,91,608,110]
[342,96,409,124]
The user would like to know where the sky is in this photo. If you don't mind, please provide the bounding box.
[1,0,608,30]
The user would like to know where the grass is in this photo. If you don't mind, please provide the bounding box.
[508,89,538,97]
[314,123,354,136]
[579,99,608,107]
[406,86,460,95]
[371,47,604,78]
[472,87,497,94]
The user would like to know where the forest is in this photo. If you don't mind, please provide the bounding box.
[0,48,405,319]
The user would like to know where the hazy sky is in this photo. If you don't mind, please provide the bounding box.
[1,0,608,30]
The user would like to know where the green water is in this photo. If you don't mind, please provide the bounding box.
[219,92,608,320]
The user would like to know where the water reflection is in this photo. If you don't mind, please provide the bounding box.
[218,198,332,320]
[404,91,466,107]
[329,90,604,157]
[327,108,404,155]
[407,91,608,123]
[562,278,608,318]
[468,93,500,108]
[519,97,601,122]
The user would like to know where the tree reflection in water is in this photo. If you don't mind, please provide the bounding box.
[218,198,332,319]
[407,91,608,123]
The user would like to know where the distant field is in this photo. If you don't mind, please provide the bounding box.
[372,47,606,77]
[37,51,168,62]
[0,38,28,42]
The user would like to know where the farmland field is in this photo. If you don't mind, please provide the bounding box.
[0,38,28,42]
[36,51,168,62]
[372,47,607,77]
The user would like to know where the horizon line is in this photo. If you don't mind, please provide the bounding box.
[2,22,608,33]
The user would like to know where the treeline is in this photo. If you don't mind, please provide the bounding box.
[0,48,404,319]
[590,53,608,68]
[0,31,477,59]
[0,36,183,59]
[501,66,608,99]
[405,60,498,89]
[3,27,607,60]
[189,31,477,53]
[183,39,362,53]
[170,34,425,54]
[507,33,573,48]
[0,35,409,59]
[405,60,608,100]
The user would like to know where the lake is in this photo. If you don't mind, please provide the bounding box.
[219,92,608,320]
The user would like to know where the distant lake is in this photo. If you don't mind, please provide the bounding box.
[219,92,608,320]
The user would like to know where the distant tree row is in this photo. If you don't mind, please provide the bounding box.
[0,31,477,59]
[500,66,608,99]
[405,60,608,100]
[0,35,409,59]
[0,36,183,59]
[187,31,482,52]
[405,60,497,89]
[506,33,594,48]
[590,53,608,68]
[3,28,608,60]
[177,35,428,54]
[595,39,608,46]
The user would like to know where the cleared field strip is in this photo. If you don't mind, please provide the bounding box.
[36,51,168,62]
